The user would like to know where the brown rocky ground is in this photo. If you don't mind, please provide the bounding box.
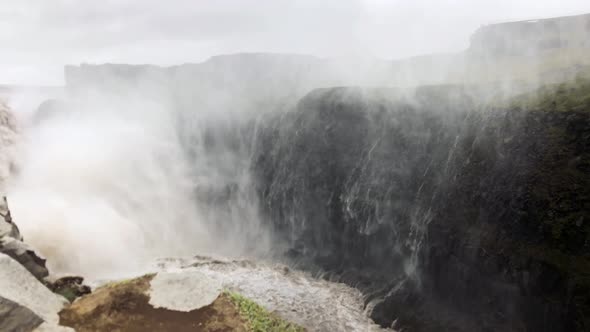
[58,274,248,332]
[58,273,305,332]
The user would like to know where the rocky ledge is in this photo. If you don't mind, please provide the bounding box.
[0,201,304,332]
[59,272,304,332]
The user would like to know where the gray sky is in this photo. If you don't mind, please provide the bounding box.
[1,0,590,85]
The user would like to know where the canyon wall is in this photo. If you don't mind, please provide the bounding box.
[253,86,590,331]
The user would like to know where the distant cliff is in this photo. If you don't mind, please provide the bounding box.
[469,13,590,56]
[63,54,339,103]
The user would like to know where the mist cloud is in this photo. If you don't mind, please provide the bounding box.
[1,0,590,85]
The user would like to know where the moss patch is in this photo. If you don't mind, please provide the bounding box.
[225,290,305,332]
[55,288,78,303]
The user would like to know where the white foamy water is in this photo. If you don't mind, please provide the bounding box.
[5,91,273,278]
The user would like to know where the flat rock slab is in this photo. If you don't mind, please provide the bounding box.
[148,271,222,312]
[0,253,68,325]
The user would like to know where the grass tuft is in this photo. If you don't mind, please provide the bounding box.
[224,290,305,332]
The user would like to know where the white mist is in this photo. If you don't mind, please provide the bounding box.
[7,94,214,277]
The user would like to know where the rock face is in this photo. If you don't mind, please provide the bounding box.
[0,253,70,331]
[0,296,44,332]
[0,100,17,185]
[253,86,590,331]
[0,101,49,281]
[469,13,590,56]
[45,276,92,303]
[0,196,49,281]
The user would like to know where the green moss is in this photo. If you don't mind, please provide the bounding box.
[56,288,79,303]
[224,290,305,332]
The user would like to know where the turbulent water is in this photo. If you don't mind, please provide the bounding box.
[7,94,256,276]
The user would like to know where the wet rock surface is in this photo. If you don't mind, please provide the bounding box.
[0,196,49,281]
[253,86,590,331]
[45,276,92,303]
[59,270,303,332]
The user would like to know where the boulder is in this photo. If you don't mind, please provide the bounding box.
[0,296,44,332]
[0,196,49,280]
[45,276,92,303]
[148,270,222,311]
[0,253,70,331]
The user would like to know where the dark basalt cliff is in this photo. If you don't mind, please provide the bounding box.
[253,86,590,331]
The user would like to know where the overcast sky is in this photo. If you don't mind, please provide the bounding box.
[1,0,590,85]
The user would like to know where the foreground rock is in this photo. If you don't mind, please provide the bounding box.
[0,253,71,332]
[0,194,89,330]
[45,276,92,303]
[59,271,304,332]
[0,196,49,280]
[0,296,44,332]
